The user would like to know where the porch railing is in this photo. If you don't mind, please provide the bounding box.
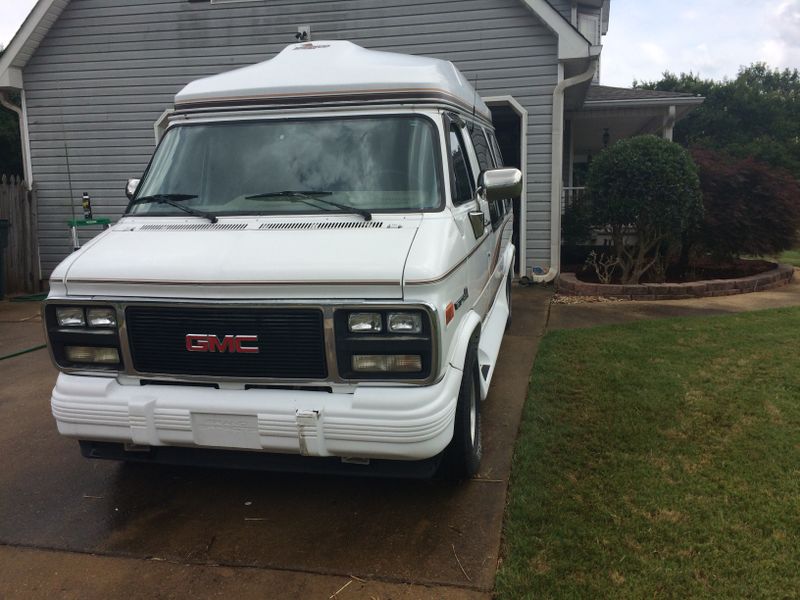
[561,186,586,213]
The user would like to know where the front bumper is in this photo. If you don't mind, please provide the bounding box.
[51,366,462,461]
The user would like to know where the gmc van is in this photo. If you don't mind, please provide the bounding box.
[44,41,522,478]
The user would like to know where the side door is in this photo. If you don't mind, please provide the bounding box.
[446,116,493,317]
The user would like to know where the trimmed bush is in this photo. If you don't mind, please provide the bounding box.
[586,135,703,284]
[690,149,800,260]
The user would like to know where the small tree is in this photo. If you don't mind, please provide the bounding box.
[690,148,800,260]
[586,136,703,284]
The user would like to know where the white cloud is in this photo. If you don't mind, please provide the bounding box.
[0,0,38,48]
[602,0,800,86]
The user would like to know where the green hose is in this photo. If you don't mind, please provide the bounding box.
[0,344,47,361]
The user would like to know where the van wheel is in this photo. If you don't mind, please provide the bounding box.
[505,271,513,331]
[439,339,482,479]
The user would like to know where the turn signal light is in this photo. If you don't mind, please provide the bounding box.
[351,354,422,373]
[64,346,120,364]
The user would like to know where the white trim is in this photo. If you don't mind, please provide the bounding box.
[520,0,594,59]
[484,95,528,279]
[153,108,174,144]
[663,104,676,141]
[0,67,23,89]
[582,96,703,109]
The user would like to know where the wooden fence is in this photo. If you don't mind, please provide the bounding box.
[0,175,41,295]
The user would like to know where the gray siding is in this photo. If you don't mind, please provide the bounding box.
[25,0,559,276]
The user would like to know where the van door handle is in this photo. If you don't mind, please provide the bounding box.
[468,211,486,239]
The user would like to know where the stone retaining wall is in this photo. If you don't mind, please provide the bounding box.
[558,264,795,300]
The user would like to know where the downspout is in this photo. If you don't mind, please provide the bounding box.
[532,57,598,283]
[0,90,33,190]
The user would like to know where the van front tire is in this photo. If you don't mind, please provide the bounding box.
[439,338,482,480]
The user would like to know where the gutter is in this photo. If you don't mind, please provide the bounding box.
[0,90,33,189]
[581,96,705,109]
[532,57,598,283]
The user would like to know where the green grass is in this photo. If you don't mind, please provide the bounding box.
[496,309,800,599]
[778,250,800,267]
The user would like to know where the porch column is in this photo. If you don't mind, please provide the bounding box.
[663,105,676,141]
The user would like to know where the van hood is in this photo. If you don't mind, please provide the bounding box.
[58,216,421,299]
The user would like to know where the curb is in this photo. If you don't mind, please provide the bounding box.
[557,264,795,300]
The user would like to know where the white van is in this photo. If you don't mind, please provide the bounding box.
[44,41,521,478]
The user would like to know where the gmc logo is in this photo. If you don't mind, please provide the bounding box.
[185,334,260,354]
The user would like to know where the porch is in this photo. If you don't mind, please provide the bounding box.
[560,85,704,245]
[565,85,704,189]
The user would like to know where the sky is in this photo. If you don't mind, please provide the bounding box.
[601,0,800,86]
[1,0,799,87]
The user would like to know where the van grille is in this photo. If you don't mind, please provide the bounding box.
[125,307,327,379]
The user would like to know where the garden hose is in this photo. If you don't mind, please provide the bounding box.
[0,344,46,362]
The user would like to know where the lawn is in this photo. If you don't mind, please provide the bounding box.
[496,308,800,599]
[778,250,800,267]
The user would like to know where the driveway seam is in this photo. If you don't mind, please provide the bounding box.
[0,540,494,593]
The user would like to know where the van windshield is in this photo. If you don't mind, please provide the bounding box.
[128,115,443,217]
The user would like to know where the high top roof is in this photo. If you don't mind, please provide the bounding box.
[174,40,491,120]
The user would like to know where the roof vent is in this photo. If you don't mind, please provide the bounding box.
[259,221,384,231]
[137,223,249,232]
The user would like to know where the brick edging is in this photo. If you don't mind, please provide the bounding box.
[557,264,795,300]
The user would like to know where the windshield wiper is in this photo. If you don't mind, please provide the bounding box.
[130,194,218,223]
[245,190,372,222]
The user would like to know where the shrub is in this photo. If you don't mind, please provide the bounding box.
[690,149,800,260]
[561,192,593,246]
[586,135,703,284]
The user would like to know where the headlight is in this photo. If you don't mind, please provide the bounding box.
[352,354,422,373]
[387,312,422,334]
[348,312,382,333]
[336,307,433,381]
[64,346,120,364]
[56,306,85,327]
[86,307,117,328]
[46,304,123,371]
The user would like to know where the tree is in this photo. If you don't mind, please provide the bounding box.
[0,49,24,179]
[690,148,800,260]
[0,105,23,179]
[636,64,800,180]
[586,136,703,284]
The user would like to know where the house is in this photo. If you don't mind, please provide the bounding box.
[0,0,702,284]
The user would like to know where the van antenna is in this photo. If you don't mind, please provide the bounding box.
[470,73,479,130]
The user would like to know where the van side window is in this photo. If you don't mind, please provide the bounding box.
[486,130,512,219]
[486,130,504,168]
[468,125,493,174]
[449,125,475,206]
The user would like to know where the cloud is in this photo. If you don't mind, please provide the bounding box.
[640,42,668,65]
[602,0,800,87]
[763,0,800,69]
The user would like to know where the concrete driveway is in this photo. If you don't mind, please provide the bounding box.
[0,287,551,599]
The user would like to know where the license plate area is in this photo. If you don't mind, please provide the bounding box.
[192,413,260,449]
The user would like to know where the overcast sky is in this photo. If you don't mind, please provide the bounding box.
[1,0,799,87]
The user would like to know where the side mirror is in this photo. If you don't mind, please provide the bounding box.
[478,168,523,203]
[126,178,141,201]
